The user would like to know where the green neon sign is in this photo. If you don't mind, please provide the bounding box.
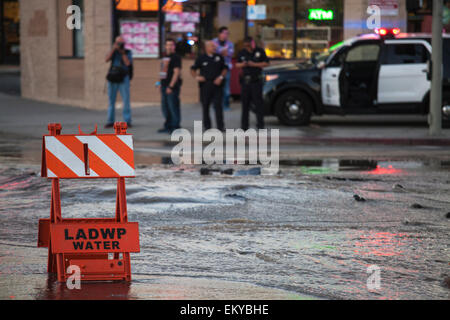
[329,41,343,52]
[308,9,334,21]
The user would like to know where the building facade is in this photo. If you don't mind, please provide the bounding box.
[18,0,413,109]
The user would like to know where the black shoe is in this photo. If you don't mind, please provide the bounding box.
[104,123,114,129]
[169,127,182,134]
[157,128,171,134]
[127,123,133,128]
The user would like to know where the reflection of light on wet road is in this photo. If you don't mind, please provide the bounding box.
[352,231,411,257]
[367,165,404,176]
[0,176,33,190]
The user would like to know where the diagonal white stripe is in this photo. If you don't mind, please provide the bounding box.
[45,137,99,178]
[47,168,57,178]
[75,136,135,177]
[117,135,134,150]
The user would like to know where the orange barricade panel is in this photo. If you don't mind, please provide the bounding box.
[50,223,140,254]
[39,123,139,282]
[42,135,135,179]
[69,259,126,274]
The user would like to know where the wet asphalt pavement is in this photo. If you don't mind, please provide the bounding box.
[0,153,449,300]
[0,78,448,299]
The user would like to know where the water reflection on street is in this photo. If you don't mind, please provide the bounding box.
[0,158,449,300]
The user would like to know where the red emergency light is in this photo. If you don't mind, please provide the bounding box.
[375,28,388,36]
[374,28,401,37]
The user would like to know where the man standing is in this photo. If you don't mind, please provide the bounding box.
[158,38,182,134]
[105,36,133,128]
[213,27,235,111]
[191,41,228,132]
[236,37,270,130]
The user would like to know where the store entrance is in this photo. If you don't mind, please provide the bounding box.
[0,0,20,65]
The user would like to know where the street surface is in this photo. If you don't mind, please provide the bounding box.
[0,82,449,300]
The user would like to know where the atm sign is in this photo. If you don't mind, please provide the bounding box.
[308,9,334,21]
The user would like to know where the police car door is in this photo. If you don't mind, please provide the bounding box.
[321,47,346,107]
[378,40,431,104]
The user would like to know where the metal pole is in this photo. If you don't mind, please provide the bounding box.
[159,0,164,59]
[112,0,119,43]
[0,0,5,64]
[429,0,443,136]
[244,2,248,38]
[198,0,202,56]
[293,0,297,59]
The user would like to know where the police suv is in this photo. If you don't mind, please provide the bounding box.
[262,29,450,128]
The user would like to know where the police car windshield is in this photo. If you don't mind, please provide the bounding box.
[315,52,332,63]
[300,52,331,67]
[308,42,345,66]
[324,44,349,65]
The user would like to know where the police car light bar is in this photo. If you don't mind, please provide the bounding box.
[392,28,401,35]
[374,28,401,37]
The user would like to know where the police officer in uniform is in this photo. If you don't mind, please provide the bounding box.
[191,41,229,131]
[236,37,270,130]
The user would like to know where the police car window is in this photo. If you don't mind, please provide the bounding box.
[345,44,380,62]
[383,44,429,64]
[327,48,347,67]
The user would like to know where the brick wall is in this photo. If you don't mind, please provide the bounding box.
[84,0,112,109]
[20,0,59,102]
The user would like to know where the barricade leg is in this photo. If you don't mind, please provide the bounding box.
[116,177,132,281]
[50,179,66,282]
[47,191,56,273]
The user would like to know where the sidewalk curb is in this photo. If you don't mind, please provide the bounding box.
[133,136,450,147]
[279,136,450,146]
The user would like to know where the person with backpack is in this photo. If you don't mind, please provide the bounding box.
[105,36,133,128]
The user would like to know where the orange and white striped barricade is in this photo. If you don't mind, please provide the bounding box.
[38,122,140,282]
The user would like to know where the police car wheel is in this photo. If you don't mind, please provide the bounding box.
[275,91,313,126]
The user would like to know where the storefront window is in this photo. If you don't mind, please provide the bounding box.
[1,0,20,64]
[116,0,160,58]
[296,0,343,59]
[246,0,343,60]
[164,4,200,58]
[247,0,294,59]
[115,0,197,59]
